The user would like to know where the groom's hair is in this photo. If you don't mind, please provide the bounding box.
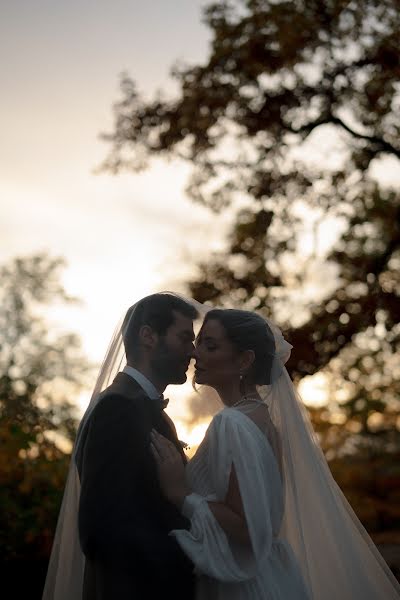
[122,293,198,360]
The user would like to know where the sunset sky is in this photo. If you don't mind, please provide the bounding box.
[2,2,399,446]
[1,2,220,350]
[1,1,222,437]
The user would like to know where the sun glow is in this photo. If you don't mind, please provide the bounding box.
[174,420,211,458]
[297,372,330,407]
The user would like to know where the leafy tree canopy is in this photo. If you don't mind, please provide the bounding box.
[102,0,400,441]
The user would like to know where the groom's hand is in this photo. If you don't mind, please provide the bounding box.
[150,429,190,508]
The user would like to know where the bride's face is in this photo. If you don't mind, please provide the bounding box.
[194,318,241,389]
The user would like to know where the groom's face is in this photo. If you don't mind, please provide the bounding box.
[151,310,195,384]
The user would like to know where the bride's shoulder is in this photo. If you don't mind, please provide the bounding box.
[205,409,265,458]
[210,406,234,423]
[204,408,229,435]
[209,406,249,432]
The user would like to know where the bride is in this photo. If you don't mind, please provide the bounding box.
[151,306,400,599]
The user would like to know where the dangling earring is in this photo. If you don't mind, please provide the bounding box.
[239,373,245,399]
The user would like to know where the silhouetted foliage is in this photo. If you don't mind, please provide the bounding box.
[0,254,90,582]
[102,0,400,450]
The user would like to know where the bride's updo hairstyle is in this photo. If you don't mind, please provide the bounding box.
[204,309,276,385]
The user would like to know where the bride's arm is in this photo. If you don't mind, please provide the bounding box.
[150,430,251,547]
[206,466,251,547]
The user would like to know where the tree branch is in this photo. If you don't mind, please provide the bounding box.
[290,114,400,159]
[331,116,400,158]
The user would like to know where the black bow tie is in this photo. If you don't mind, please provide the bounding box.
[159,396,169,409]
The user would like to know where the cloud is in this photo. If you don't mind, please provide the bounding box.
[183,385,221,426]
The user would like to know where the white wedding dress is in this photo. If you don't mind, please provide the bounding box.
[171,405,311,600]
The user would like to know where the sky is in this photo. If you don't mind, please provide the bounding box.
[0,1,228,440]
[0,2,223,350]
[2,2,399,447]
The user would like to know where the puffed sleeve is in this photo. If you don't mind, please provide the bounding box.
[169,409,283,582]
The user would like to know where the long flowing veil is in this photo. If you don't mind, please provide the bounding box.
[42,311,126,599]
[258,317,400,598]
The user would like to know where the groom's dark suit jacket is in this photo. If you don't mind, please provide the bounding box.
[75,372,195,599]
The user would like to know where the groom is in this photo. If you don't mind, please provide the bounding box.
[75,293,198,599]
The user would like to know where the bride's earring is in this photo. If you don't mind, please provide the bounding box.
[239,373,246,399]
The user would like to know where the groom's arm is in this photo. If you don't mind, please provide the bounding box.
[78,394,190,573]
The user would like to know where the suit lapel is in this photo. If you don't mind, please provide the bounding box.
[111,372,187,463]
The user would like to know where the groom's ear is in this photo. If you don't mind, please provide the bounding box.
[139,325,158,350]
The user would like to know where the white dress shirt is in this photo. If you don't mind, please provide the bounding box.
[122,365,162,400]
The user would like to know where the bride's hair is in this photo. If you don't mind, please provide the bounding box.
[203,309,276,385]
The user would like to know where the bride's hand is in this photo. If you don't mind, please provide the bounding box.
[150,429,190,508]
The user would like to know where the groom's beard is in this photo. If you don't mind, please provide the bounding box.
[151,339,189,385]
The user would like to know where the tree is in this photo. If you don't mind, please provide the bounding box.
[0,253,91,585]
[101,0,400,448]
